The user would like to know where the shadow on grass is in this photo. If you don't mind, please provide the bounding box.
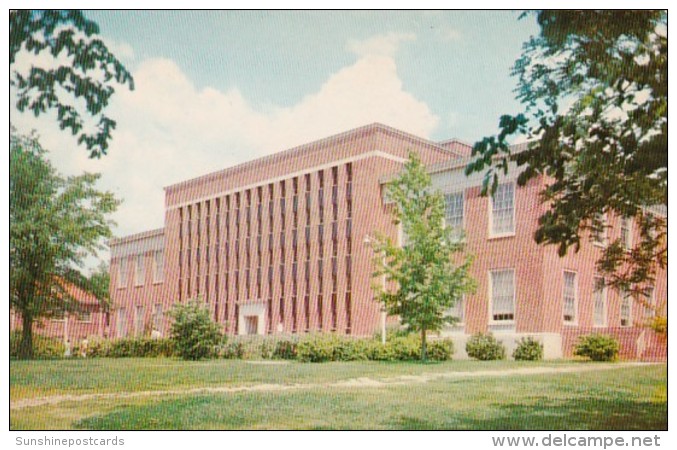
[75,392,666,431]
[392,395,667,431]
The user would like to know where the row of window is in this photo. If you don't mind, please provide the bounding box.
[116,303,164,337]
[443,182,636,246]
[441,182,515,238]
[563,271,655,327]
[446,269,656,328]
[117,250,164,288]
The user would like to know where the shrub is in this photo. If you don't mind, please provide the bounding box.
[465,333,506,360]
[366,340,396,361]
[296,334,339,362]
[573,334,619,361]
[428,339,455,361]
[332,337,369,361]
[272,338,298,360]
[104,338,175,358]
[512,337,543,361]
[389,334,422,361]
[10,332,65,359]
[169,300,222,360]
[220,340,245,359]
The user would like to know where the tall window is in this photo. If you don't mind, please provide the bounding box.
[444,191,464,236]
[118,258,128,288]
[134,254,145,286]
[153,303,164,330]
[562,271,577,324]
[593,277,607,327]
[592,213,608,245]
[447,295,465,325]
[153,250,164,283]
[490,269,515,321]
[644,287,655,320]
[116,308,127,337]
[620,216,632,250]
[491,182,515,235]
[620,290,631,327]
[135,305,145,336]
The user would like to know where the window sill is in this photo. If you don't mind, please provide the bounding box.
[153,280,164,285]
[563,321,578,327]
[592,242,607,249]
[488,232,515,241]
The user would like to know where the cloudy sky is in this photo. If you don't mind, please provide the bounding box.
[10,11,538,262]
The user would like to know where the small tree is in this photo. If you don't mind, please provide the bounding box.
[169,300,222,360]
[371,153,475,361]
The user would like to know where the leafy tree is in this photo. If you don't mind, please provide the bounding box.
[10,129,119,358]
[371,153,475,361]
[467,11,666,313]
[169,300,222,360]
[10,10,134,158]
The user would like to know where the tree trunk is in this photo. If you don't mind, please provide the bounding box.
[19,313,34,360]
[421,328,427,362]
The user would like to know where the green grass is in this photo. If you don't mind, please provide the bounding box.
[10,358,666,430]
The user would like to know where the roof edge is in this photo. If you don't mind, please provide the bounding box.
[110,228,164,246]
[164,123,462,193]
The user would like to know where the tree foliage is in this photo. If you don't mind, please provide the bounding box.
[10,129,119,358]
[371,153,475,360]
[10,10,134,158]
[467,11,666,307]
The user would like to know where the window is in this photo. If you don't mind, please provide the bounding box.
[52,307,66,321]
[153,250,164,283]
[593,277,607,327]
[644,287,655,320]
[620,290,631,327]
[118,258,128,288]
[491,182,515,235]
[444,191,464,237]
[116,308,128,337]
[153,303,163,330]
[79,311,92,323]
[562,271,577,324]
[135,305,145,336]
[447,295,465,325]
[490,269,515,322]
[134,254,145,286]
[592,213,608,246]
[620,216,632,250]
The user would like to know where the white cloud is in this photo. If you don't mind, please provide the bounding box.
[347,32,416,57]
[440,28,462,42]
[11,47,439,256]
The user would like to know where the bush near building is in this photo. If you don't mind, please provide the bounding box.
[573,334,620,362]
[169,300,222,360]
[466,333,506,361]
[512,337,544,361]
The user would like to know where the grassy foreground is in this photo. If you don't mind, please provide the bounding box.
[10,358,666,430]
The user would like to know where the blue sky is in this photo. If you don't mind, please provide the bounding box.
[11,10,539,251]
[89,10,537,141]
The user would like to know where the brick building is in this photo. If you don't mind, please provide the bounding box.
[426,150,666,359]
[11,279,109,342]
[110,124,457,338]
[109,123,666,359]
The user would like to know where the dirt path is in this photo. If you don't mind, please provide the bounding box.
[11,362,652,410]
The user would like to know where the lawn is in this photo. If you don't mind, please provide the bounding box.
[10,358,666,430]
